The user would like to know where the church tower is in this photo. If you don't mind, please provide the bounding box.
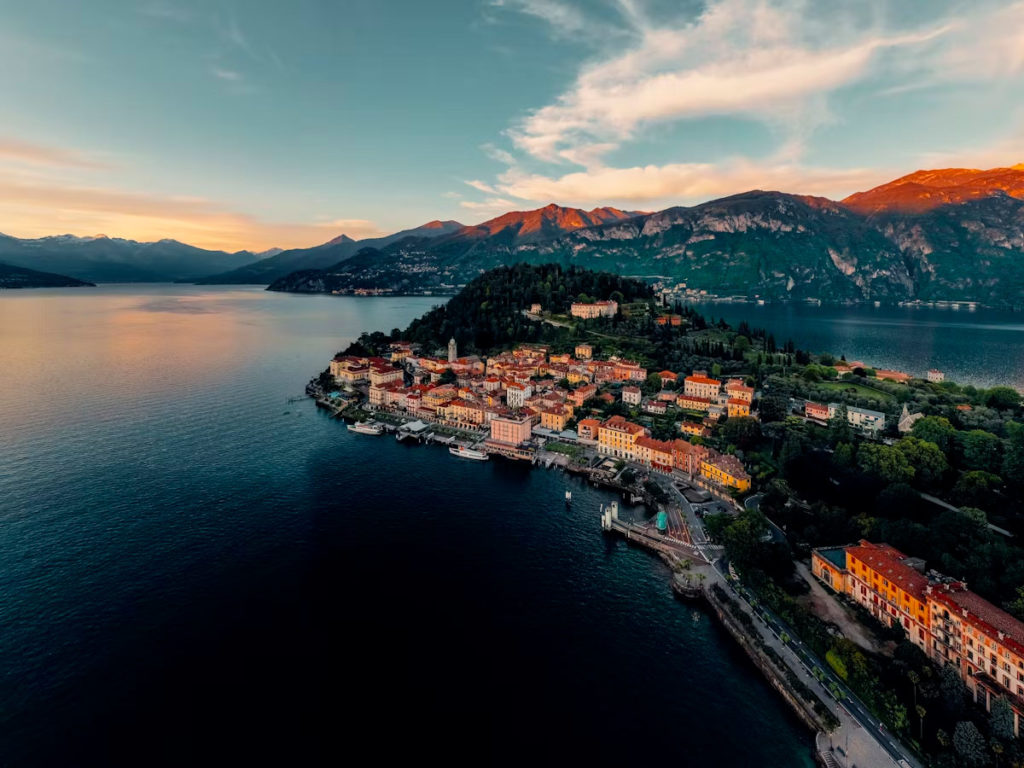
[448,337,457,363]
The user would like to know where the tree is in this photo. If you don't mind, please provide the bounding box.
[832,441,856,469]
[985,386,1020,410]
[758,393,788,423]
[952,471,1003,508]
[895,436,948,488]
[642,372,662,395]
[911,415,956,454]
[953,720,989,767]
[1002,422,1024,489]
[941,664,967,716]
[961,430,1003,473]
[734,335,751,354]
[915,704,926,742]
[990,696,1015,742]
[858,443,915,484]
[438,367,457,385]
[722,416,762,450]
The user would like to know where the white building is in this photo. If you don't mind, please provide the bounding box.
[448,338,458,363]
[927,369,945,383]
[622,386,642,406]
[570,300,617,319]
[848,405,886,434]
[506,383,531,409]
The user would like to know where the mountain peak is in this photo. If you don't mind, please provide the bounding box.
[324,234,356,246]
[842,164,1024,214]
[459,203,634,244]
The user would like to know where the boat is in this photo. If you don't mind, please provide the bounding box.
[449,445,489,461]
[347,421,383,435]
[565,490,572,504]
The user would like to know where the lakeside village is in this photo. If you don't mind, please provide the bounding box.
[309,276,1024,768]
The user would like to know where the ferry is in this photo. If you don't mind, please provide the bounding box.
[449,445,489,461]
[347,421,383,435]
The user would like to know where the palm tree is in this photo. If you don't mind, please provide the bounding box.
[992,738,1004,768]
[908,670,920,707]
[915,704,926,742]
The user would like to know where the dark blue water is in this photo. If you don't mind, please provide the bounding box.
[707,302,1024,389]
[0,286,816,766]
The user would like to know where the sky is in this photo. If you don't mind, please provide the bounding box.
[0,0,1022,252]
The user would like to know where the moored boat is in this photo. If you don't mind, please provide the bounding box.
[347,421,383,435]
[449,445,489,461]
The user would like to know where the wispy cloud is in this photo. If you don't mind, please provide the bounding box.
[466,0,1024,213]
[0,173,383,251]
[211,67,242,82]
[0,137,107,169]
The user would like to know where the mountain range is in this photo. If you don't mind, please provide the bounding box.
[193,219,464,284]
[4,163,1024,303]
[0,261,95,289]
[267,164,1024,307]
[0,233,255,283]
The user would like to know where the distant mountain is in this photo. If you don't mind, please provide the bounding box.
[0,233,254,283]
[447,204,637,245]
[843,164,1024,214]
[0,261,94,289]
[268,166,1024,306]
[193,220,463,284]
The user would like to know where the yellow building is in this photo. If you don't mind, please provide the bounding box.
[597,415,646,459]
[700,453,750,492]
[726,399,750,418]
[575,343,593,359]
[683,375,721,400]
[540,407,570,432]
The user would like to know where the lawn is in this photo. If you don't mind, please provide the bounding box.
[814,380,896,402]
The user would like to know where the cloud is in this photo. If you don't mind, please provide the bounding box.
[466,0,1024,213]
[211,67,242,82]
[0,137,107,169]
[488,159,891,207]
[508,1,948,165]
[0,176,384,251]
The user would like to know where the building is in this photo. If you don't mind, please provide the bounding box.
[673,439,709,475]
[577,418,601,441]
[726,381,754,404]
[634,436,675,472]
[613,361,647,382]
[683,375,721,400]
[529,303,542,314]
[811,539,1024,734]
[622,386,642,406]
[679,421,711,439]
[369,364,404,387]
[574,343,593,359]
[643,399,668,415]
[677,394,712,412]
[597,415,647,459]
[805,401,830,422]
[568,383,597,407]
[876,369,911,384]
[927,369,945,383]
[898,404,924,434]
[657,370,678,385]
[847,405,886,434]
[330,355,370,384]
[570,300,618,319]
[506,383,528,410]
[489,413,533,446]
[655,314,683,326]
[726,399,750,418]
[448,338,458,363]
[700,452,750,492]
[540,407,570,432]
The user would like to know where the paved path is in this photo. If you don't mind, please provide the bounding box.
[794,561,884,655]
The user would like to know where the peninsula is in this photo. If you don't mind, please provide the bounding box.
[310,263,1024,768]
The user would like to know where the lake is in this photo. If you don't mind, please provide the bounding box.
[0,285,815,767]
[706,301,1024,389]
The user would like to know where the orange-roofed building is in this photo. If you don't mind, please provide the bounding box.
[597,415,647,459]
[634,436,675,472]
[677,394,712,412]
[727,399,750,418]
[577,418,601,441]
[657,370,678,383]
[725,379,754,403]
[679,421,711,439]
[672,439,709,475]
[700,452,750,492]
[683,375,721,400]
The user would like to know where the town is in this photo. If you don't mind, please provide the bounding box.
[309,262,1024,768]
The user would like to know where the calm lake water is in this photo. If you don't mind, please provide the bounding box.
[707,302,1024,389]
[0,285,815,767]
